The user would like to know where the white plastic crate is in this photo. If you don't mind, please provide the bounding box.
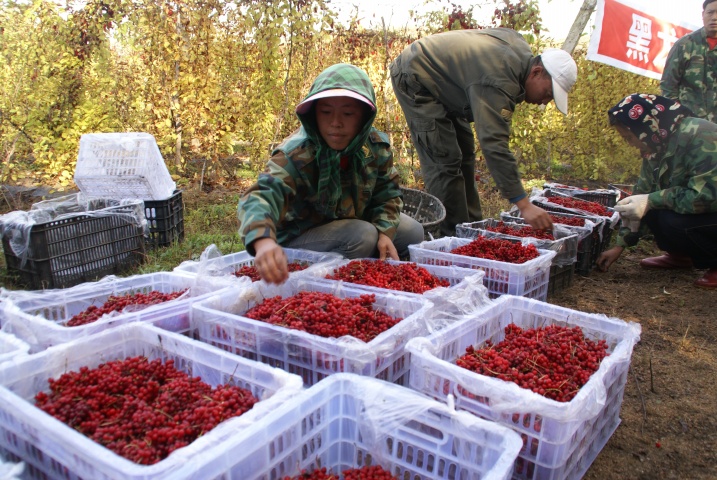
[409,237,556,301]
[167,373,523,480]
[0,271,241,353]
[0,323,303,480]
[191,276,434,386]
[312,258,492,316]
[456,219,579,267]
[74,132,176,200]
[405,296,641,480]
[173,247,343,282]
[0,332,29,366]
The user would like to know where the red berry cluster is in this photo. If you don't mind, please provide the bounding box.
[547,196,610,217]
[485,222,554,240]
[456,323,609,402]
[549,214,586,227]
[34,356,258,465]
[234,262,308,281]
[66,289,189,327]
[326,259,449,294]
[244,291,401,342]
[450,236,540,264]
[285,465,398,479]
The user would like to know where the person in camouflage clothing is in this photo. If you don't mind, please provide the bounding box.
[597,94,717,289]
[237,63,424,284]
[660,0,717,122]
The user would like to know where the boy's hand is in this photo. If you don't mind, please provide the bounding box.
[252,238,289,284]
[377,232,399,260]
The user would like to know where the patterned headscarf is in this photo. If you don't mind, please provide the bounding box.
[607,94,693,159]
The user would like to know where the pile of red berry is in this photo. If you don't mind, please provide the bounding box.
[326,259,449,294]
[65,289,189,327]
[450,236,540,264]
[234,262,308,281]
[484,222,554,240]
[549,214,587,227]
[34,356,258,465]
[285,465,398,479]
[244,291,401,342]
[456,323,609,402]
[546,196,610,217]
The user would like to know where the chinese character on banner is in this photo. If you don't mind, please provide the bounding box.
[587,0,697,80]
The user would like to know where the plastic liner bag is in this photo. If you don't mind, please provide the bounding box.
[0,271,239,353]
[456,218,580,267]
[530,190,621,230]
[500,208,597,244]
[309,257,493,320]
[0,456,24,480]
[0,193,147,267]
[406,295,642,423]
[173,244,344,281]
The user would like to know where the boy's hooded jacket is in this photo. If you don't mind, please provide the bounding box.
[238,64,403,254]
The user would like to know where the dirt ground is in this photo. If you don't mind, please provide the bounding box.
[550,241,717,480]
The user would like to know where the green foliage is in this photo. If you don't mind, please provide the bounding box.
[0,0,661,191]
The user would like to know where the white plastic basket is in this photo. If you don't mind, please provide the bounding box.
[191,276,434,386]
[0,271,241,353]
[74,132,176,200]
[405,295,641,480]
[0,323,303,480]
[409,237,556,301]
[0,331,30,365]
[173,247,344,281]
[311,258,492,316]
[167,373,523,480]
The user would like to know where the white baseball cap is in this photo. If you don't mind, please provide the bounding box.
[296,89,376,115]
[541,48,578,115]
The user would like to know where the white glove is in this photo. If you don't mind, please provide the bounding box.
[615,194,650,220]
[622,217,641,233]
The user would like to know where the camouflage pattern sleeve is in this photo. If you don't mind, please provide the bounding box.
[660,35,685,100]
[647,118,717,214]
[237,153,297,255]
[361,130,402,240]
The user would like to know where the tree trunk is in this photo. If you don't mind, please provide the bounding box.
[562,0,598,53]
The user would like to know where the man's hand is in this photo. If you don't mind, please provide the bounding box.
[596,246,624,272]
[615,194,649,220]
[252,238,289,284]
[377,232,399,260]
[515,197,554,231]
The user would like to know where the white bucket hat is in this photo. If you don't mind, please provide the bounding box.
[296,88,376,115]
[541,48,578,115]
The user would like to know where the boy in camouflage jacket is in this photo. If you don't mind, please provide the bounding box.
[597,94,717,288]
[237,63,424,284]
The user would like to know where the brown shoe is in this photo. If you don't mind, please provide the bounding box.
[695,268,717,289]
[639,253,693,269]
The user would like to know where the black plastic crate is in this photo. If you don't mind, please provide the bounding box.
[548,262,575,297]
[502,210,597,276]
[545,187,620,207]
[143,190,185,248]
[2,206,145,290]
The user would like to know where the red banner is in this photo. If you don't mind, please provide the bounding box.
[587,0,698,79]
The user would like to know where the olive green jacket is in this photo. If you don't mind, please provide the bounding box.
[393,28,534,201]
